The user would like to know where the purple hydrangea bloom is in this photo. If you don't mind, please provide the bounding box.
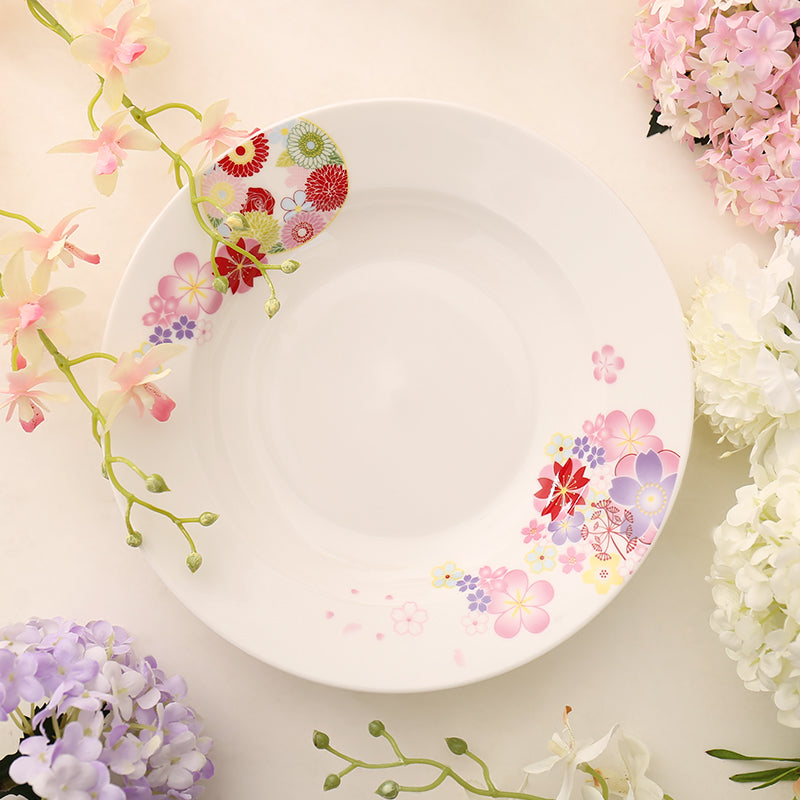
[0,617,213,800]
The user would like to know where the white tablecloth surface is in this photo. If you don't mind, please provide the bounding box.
[0,2,792,799]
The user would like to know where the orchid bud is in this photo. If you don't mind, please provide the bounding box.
[223,212,249,236]
[213,275,229,294]
[101,462,109,479]
[265,297,280,318]
[186,552,203,572]
[126,531,143,548]
[199,511,219,527]
[323,774,341,791]
[145,473,169,493]
[375,780,399,799]
[445,737,468,755]
[313,731,330,749]
[368,720,385,737]
[280,258,300,274]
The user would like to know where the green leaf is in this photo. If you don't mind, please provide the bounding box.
[707,749,800,763]
[729,766,800,785]
[327,150,344,165]
[647,105,669,138]
[276,149,295,167]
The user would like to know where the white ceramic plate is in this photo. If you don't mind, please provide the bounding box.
[103,99,693,692]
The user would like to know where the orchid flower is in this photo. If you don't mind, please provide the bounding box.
[50,110,161,195]
[96,342,184,429]
[0,363,68,433]
[0,209,100,270]
[177,99,251,169]
[0,250,85,359]
[69,3,169,109]
[523,707,618,800]
[581,734,665,800]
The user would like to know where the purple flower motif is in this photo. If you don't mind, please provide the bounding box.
[548,511,585,545]
[148,325,173,345]
[171,315,197,341]
[572,435,590,459]
[587,445,606,469]
[466,588,491,613]
[456,574,479,593]
[609,450,677,539]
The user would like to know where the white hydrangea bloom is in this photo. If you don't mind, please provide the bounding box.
[686,228,800,449]
[709,467,800,726]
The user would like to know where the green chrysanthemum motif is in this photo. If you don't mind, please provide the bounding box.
[286,120,337,169]
[243,211,280,252]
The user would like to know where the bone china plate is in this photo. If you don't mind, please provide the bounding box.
[102,99,693,692]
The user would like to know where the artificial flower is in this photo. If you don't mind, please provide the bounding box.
[96,342,184,428]
[0,249,84,359]
[0,363,68,433]
[524,706,617,800]
[69,3,169,109]
[581,733,665,800]
[0,208,99,270]
[632,0,800,231]
[50,110,161,195]
[686,228,800,449]
[177,98,251,169]
[0,617,212,799]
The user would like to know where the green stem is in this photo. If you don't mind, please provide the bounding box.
[25,0,73,43]
[0,208,42,232]
[87,84,103,133]
[141,102,203,121]
[67,351,118,367]
[466,750,497,793]
[579,763,609,800]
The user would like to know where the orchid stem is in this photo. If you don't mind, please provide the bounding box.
[0,208,43,232]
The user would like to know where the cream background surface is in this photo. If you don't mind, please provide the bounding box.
[0,2,791,799]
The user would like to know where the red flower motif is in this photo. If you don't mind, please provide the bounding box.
[534,458,590,522]
[243,186,275,214]
[305,164,348,211]
[219,133,269,177]
[215,237,266,294]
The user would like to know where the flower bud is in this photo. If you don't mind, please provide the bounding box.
[368,720,385,737]
[126,531,143,548]
[199,511,219,527]
[186,552,203,572]
[101,462,109,479]
[375,780,400,799]
[280,258,300,274]
[265,297,280,318]
[213,275,229,294]
[312,731,330,749]
[445,737,468,755]
[323,774,340,791]
[224,212,249,236]
[145,473,169,493]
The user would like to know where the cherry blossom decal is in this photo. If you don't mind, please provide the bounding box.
[431,408,680,638]
[592,344,624,383]
[136,117,348,349]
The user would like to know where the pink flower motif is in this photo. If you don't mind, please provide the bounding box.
[602,409,663,462]
[0,210,99,270]
[582,414,607,446]
[558,546,586,574]
[69,4,169,109]
[390,602,427,636]
[0,365,67,433]
[201,167,247,219]
[0,251,84,358]
[486,570,553,638]
[591,344,624,383]
[157,252,223,321]
[280,210,327,250]
[142,294,179,328]
[50,111,161,196]
[461,612,489,636]
[97,343,185,428]
[477,565,508,593]
[178,99,251,169]
[521,519,545,544]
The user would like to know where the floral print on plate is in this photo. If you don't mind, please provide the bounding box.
[138,117,348,349]
[430,408,680,640]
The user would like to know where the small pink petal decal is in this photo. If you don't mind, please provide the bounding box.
[343,622,362,635]
[454,649,466,667]
[324,611,334,620]
[376,633,385,641]
[591,344,624,384]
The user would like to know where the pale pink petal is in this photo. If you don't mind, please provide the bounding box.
[49,138,100,155]
[95,144,119,175]
[520,605,550,635]
[102,68,126,110]
[134,37,170,66]
[94,171,118,196]
[117,128,161,151]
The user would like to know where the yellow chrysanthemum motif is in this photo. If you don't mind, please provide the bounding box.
[286,120,336,169]
[225,139,255,166]
[243,211,280,251]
